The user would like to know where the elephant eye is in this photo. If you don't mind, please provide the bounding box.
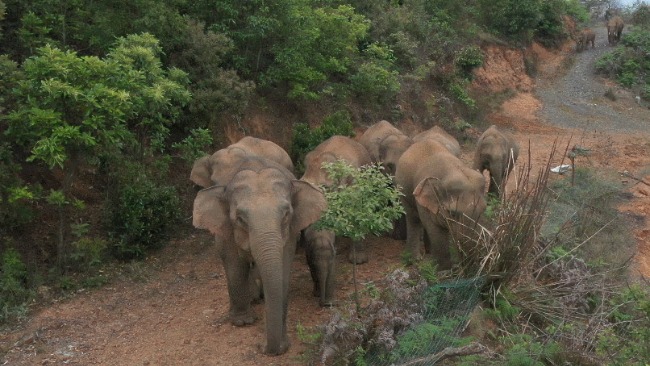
[236,215,247,227]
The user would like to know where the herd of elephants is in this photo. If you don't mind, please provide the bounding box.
[576,12,624,51]
[189,121,519,355]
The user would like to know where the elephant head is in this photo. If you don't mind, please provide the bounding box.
[358,120,412,176]
[411,170,487,268]
[193,157,326,355]
[473,125,519,198]
[378,134,413,176]
[190,136,294,188]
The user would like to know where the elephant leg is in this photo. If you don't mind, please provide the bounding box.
[348,240,368,264]
[420,217,452,270]
[305,229,336,306]
[404,203,425,260]
[391,215,407,240]
[218,238,256,326]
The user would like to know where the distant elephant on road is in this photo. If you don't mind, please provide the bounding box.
[473,125,519,198]
[190,136,294,188]
[300,135,372,306]
[413,125,462,157]
[192,153,326,355]
[576,28,596,51]
[607,16,624,45]
[358,120,412,176]
[395,139,486,267]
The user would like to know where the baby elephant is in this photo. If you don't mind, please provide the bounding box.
[473,125,519,198]
[576,28,595,51]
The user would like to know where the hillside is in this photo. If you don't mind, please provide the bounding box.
[1,20,649,364]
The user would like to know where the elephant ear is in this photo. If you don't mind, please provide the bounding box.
[190,155,213,188]
[413,177,443,215]
[193,186,232,240]
[291,180,327,234]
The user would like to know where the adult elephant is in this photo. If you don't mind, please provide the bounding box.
[576,28,596,51]
[412,125,462,157]
[395,139,486,267]
[190,136,294,188]
[473,125,519,198]
[607,16,624,45]
[358,120,412,176]
[300,135,372,306]
[192,153,326,355]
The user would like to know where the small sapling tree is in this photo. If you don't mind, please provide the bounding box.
[314,160,404,311]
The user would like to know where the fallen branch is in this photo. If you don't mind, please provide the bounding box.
[395,342,492,366]
[620,171,650,187]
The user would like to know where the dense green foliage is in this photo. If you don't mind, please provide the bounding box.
[0,247,31,322]
[595,5,650,101]
[596,27,650,99]
[314,161,404,241]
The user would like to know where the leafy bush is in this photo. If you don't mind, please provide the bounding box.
[596,29,650,96]
[0,247,32,323]
[455,46,484,79]
[106,163,181,260]
[290,111,354,174]
[350,60,400,105]
[534,0,573,48]
[596,285,650,365]
[478,0,542,41]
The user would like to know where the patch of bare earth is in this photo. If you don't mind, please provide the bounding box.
[2,38,649,366]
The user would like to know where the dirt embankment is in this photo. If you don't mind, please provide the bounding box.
[1,29,649,366]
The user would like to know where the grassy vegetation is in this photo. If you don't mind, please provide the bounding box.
[596,5,650,101]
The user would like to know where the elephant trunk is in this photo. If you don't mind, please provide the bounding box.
[250,230,290,355]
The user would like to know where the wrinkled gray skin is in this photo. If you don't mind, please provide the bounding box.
[300,135,372,306]
[358,120,413,176]
[412,125,461,157]
[190,136,294,188]
[192,149,326,356]
[473,125,519,198]
[396,140,486,267]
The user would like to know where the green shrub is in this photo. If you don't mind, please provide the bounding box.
[390,317,469,362]
[106,164,181,260]
[534,0,572,48]
[350,61,400,105]
[449,80,476,109]
[0,247,32,323]
[455,46,484,79]
[596,285,650,365]
[596,29,650,95]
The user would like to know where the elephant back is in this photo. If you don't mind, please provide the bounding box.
[301,135,372,186]
[412,126,461,157]
[358,120,405,162]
